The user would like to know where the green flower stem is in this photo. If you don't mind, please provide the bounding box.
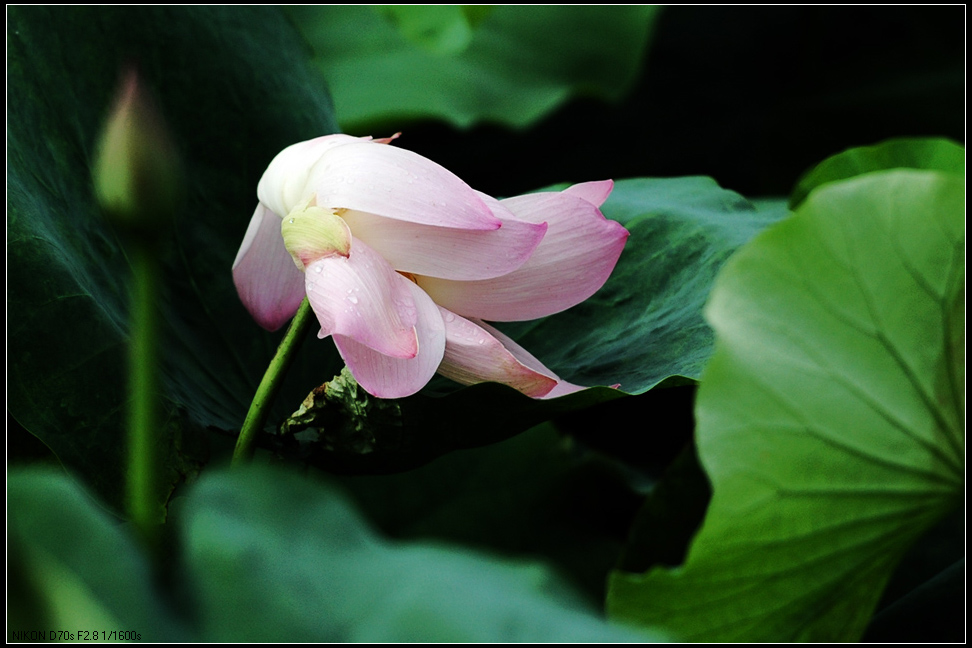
[127,243,160,545]
[233,297,315,465]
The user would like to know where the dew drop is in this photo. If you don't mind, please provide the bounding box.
[314,266,322,273]
[348,295,359,305]
[477,339,486,345]
[288,218,295,224]
[444,312,456,323]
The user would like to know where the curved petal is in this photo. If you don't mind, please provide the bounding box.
[257,134,365,219]
[259,136,501,231]
[417,189,628,321]
[436,310,558,397]
[563,179,614,207]
[334,281,445,399]
[342,208,546,280]
[539,381,587,399]
[305,239,418,359]
[305,140,501,230]
[475,321,588,400]
[232,203,305,331]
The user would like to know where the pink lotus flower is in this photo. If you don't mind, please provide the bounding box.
[233,134,628,399]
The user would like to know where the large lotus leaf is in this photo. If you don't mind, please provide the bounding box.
[790,137,965,208]
[275,179,790,473]
[7,6,341,510]
[286,5,661,131]
[177,465,661,642]
[607,170,964,641]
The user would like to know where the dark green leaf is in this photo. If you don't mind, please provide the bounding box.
[7,6,341,510]
[863,559,965,643]
[334,423,644,605]
[608,170,965,641]
[614,442,711,574]
[287,5,661,131]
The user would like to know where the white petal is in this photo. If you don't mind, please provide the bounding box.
[261,137,502,231]
[232,203,305,331]
[257,134,365,219]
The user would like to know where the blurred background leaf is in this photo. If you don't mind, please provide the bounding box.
[178,466,661,642]
[608,167,965,641]
[376,5,492,55]
[8,470,185,641]
[9,466,662,642]
[286,5,662,132]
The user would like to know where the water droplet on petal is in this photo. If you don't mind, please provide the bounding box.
[444,312,456,323]
[477,339,486,345]
[348,295,358,305]
[314,266,322,273]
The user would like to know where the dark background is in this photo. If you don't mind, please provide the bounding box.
[402,6,964,199]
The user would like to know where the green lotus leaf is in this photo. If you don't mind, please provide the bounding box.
[608,169,964,641]
[790,137,964,208]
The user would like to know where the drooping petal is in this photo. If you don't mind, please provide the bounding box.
[474,321,588,400]
[304,239,418,359]
[563,179,614,207]
[259,136,502,231]
[232,202,305,331]
[538,380,587,399]
[341,208,546,280]
[416,187,628,321]
[334,281,445,399]
[308,140,503,230]
[436,309,558,398]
